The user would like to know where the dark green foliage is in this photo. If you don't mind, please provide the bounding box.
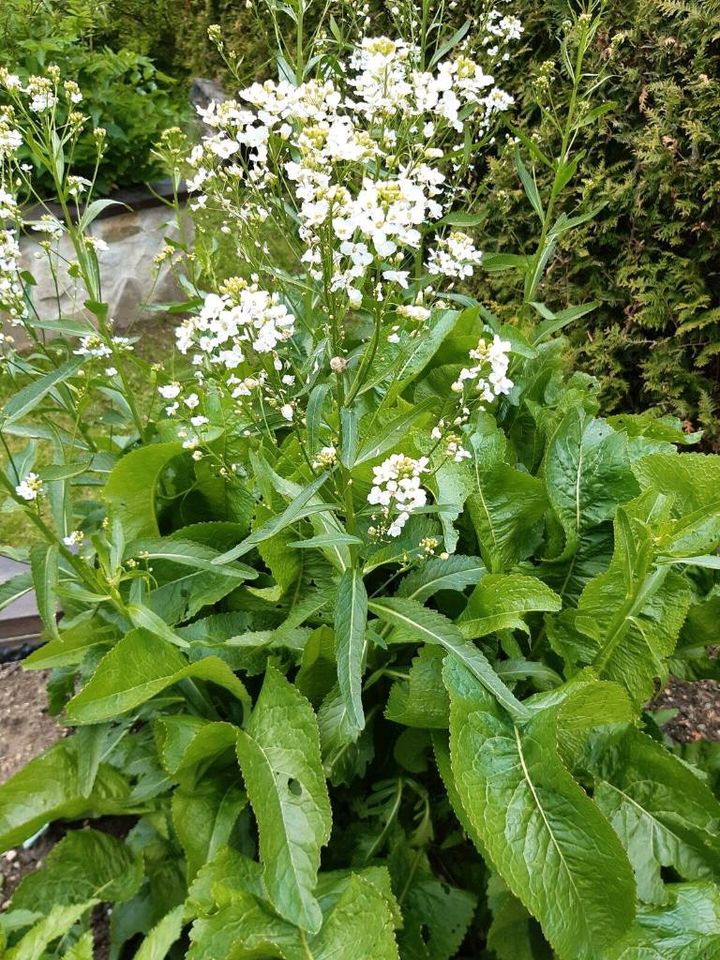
[0,0,188,193]
[465,0,720,441]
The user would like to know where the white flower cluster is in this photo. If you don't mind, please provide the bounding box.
[74,334,133,359]
[427,231,483,279]
[0,69,83,115]
[15,472,43,502]
[176,280,295,370]
[367,453,429,537]
[0,101,22,161]
[451,334,513,401]
[0,228,26,323]
[187,21,519,310]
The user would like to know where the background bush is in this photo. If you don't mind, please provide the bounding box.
[0,0,188,194]
[466,0,720,442]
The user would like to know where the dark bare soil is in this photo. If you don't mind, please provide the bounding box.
[652,677,720,742]
[0,663,63,910]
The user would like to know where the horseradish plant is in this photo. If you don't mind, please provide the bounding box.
[1,1,720,957]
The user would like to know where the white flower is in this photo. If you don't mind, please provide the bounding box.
[451,334,513,404]
[367,453,429,537]
[280,403,294,421]
[15,472,43,501]
[63,530,85,547]
[427,231,483,278]
[190,415,209,427]
[158,383,182,400]
[382,269,410,288]
[312,445,337,470]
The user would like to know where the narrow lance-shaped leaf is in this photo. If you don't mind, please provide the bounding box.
[444,657,636,960]
[369,596,528,722]
[1,357,85,425]
[235,665,332,933]
[334,568,368,733]
[30,543,59,640]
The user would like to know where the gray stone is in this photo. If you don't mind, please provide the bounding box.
[3,203,191,348]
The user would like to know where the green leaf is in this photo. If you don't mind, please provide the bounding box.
[105,443,183,540]
[66,629,250,724]
[30,543,59,640]
[468,464,547,572]
[515,148,544,221]
[318,684,374,787]
[486,874,553,960]
[235,665,332,933]
[633,452,720,514]
[0,571,33,614]
[0,739,131,850]
[214,471,332,565]
[369,596,528,721]
[457,574,561,638]
[397,555,485,603]
[444,657,636,960]
[1,357,85,426]
[545,410,638,556]
[172,780,247,881]
[5,903,95,960]
[390,841,476,960]
[386,647,449,729]
[603,883,720,959]
[132,906,184,960]
[11,829,143,911]
[559,503,692,704]
[587,727,720,904]
[127,539,257,580]
[188,870,399,960]
[354,399,435,466]
[334,568,368,734]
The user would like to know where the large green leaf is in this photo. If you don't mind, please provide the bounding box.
[468,463,547,572]
[188,868,399,960]
[369,596,528,721]
[587,727,720,904]
[334,568,368,734]
[633,452,720,514]
[555,502,692,704]
[11,829,143,911]
[235,665,332,933]
[132,906,184,960]
[603,883,720,959]
[66,629,250,724]
[396,555,485,603]
[444,657,635,960]
[172,780,247,882]
[0,739,131,850]
[5,903,94,960]
[104,443,183,540]
[457,573,561,639]
[544,410,637,556]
